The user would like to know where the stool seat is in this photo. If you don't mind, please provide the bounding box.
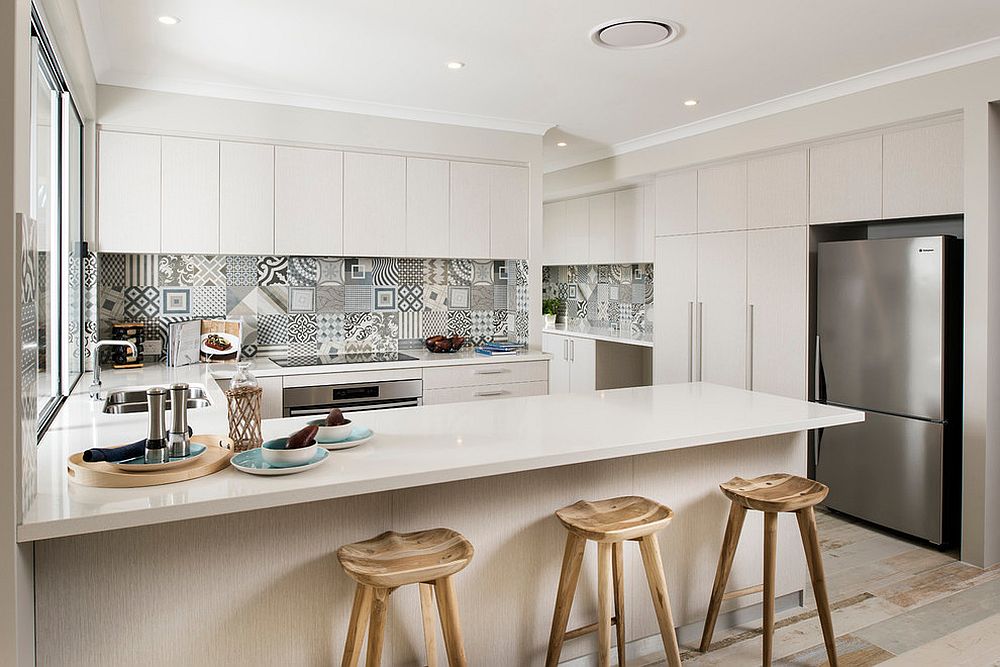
[720,474,828,513]
[556,495,674,542]
[337,528,474,589]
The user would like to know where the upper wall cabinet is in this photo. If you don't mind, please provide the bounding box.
[588,192,615,264]
[450,161,492,259]
[543,198,589,265]
[220,142,274,255]
[614,187,644,263]
[543,187,651,265]
[655,170,697,236]
[883,121,963,219]
[405,157,450,258]
[697,161,747,232]
[344,152,406,257]
[160,136,219,254]
[809,134,883,224]
[748,149,808,229]
[490,165,529,259]
[98,131,161,253]
[274,146,343,257]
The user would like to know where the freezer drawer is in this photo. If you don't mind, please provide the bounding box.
[816,410,944,543]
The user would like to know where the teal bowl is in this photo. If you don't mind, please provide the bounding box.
[261,437,317,468]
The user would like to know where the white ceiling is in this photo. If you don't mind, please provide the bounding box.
[77,0,1000,171]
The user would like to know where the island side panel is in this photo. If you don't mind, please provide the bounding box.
[34,433,807,666]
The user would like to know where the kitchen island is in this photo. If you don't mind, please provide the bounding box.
[27,379,860,666]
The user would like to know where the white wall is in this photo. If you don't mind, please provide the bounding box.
[545,56,1000,569]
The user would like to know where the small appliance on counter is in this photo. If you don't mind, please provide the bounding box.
[110,323,144,368]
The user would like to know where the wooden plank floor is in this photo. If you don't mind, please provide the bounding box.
[639,508,1000,666]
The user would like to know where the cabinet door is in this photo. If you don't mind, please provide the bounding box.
[568,337,596,393]
[98,131,161,253]
[543,201,567,265]
[883,121,963,218]
[588,193,615,264]
[655,170,697,236]
[810,135,882,223]
[614,188,644,263]
[563,198,591,264]
[542,333,571,394]
[642,182,656,263]
[653,235,697,385]
[274,146,344,256]
[490,165,529,259]
[747,226,808,399]
[697,231,747,388]
[450,161,491,258]
[698,161,747,232]
[748,149,808,229]
[220,142,274,255]
[406,157,450,258]
[160,136,219,254]
[344,152,406,257]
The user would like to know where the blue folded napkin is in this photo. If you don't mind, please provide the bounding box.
[82,427,194,463]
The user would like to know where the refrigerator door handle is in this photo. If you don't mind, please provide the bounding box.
[687,301,694,382]
[697,301,704,381]
[746,304,754,390]
[814,427,824,469]
[814,334,824,402]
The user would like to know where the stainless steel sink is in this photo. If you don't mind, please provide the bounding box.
[103,398,212,415]
[102,386,212,414]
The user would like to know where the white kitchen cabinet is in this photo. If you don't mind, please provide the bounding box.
[543,201,567,265]
[698,161,747,232]
[160,136,219,254]
[423,380,548,405]
[883,121,963,219]
[544,197,590,265]
[450,161,492,258]
[747,226,808,399]
[405,157,450,258]
[98,131,161,253]
[220,142,274,255]
[542,334,596,394]
[748,149,808,229]
[542,333,571,394]
[343,152,406,257]
[653,235,697,385]
[809,134,882,224]
[642,182,656,263]
[614,187,644,263]
[274,146,344,256]
[655,170,698,236]
[697,231,747,389]
[588,192,615,264]
[490,164,529,259]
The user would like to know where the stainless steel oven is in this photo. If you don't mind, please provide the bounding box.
[281,379,423,417]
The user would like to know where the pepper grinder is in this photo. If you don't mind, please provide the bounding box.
[144,387,170,464]
[168,382,191,458]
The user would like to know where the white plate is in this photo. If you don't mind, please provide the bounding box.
[318,426,374,450]
[200,332,240,356]
[231,447,328,476]
[116,443,207,472]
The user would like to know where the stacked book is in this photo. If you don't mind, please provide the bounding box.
[474,342,523,356]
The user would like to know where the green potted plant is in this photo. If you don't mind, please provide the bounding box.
[542,298,561,328]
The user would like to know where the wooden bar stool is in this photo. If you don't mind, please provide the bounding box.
[545,496,683,667]
[337,528,474,667]
[700,474,837,666]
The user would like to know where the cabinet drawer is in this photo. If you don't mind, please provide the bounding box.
[422,361,548,390]
[423,380,548,406]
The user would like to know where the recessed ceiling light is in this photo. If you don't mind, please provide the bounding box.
[684,99,699,107]
[591,19,682,50]
[556,142,568,148]
[157,15,180,25]
[446,61,465,70]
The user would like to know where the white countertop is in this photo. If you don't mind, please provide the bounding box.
[542,323,654,348]
[23,380,861,542]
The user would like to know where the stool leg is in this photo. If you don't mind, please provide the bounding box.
[545,532,586,667]
[700,501,747,652]
[612,542,626,667]
[762,511,778,666]
[365,587,390,667]
[342,583,374,667]
[419,583,439,667]
[796,507,838,667]
[597,542,614,667]
[434,576,468,667]
[638,535,682,667]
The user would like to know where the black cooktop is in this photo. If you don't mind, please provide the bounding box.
[270,352,419,368]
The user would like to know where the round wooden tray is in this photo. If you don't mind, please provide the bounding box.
[67,434,234,488]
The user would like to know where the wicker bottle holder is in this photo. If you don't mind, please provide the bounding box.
[224,385,263,453]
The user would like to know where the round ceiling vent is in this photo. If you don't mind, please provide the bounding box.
[591,19,681,50]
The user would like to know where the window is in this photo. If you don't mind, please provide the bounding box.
[30,7,84,433]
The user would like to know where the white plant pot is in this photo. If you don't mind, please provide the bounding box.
[543,314,557,327]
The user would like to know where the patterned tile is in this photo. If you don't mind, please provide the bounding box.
[257,256,288,286]
[226,286,258,315]
[514,311,529,344]
[423,311,447,337]
[424,259,448,285]
[192,286,226,317]
[472,260,493,285]
[374,287,397,311]
[344,258,374,285]
[317,258,345,286]
[124,286,159,319]
[448,286,471,310]
[125,255,158,286]
[160,254,226,287]
[288,257,318,287]
[99,254,126,287]
[423,285,448,311]
[471,285,493,311]
[226,255,259,287]
[492,309,509,341]
[257,314,288,346]
[448,259,472,286]
[399,311,422,341]
[98,287,126,326]
[255,344,288,359]
[317,313,346,343]
[345,312,397,351]
[345,285,374,312]
[397,285,423,312]
[288,286,316,313]
[288,340,318,358]
[399,258,424,285]
[447,310,471,337]
[160,287,192,316]
[495,261,510,285]
[315,286,345,313]
[493,285,508,310]
[469,310,494,344]
[372,258,400,286]
[288,313,318,343]
[258,285,289,315]
[631,283,645,305]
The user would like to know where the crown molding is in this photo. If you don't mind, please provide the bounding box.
[544,35,1000,173]
[98,71,555,136]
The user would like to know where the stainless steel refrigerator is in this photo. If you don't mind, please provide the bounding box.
[815,236,961,545]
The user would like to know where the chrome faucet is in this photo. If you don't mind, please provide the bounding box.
[90,340,139,400]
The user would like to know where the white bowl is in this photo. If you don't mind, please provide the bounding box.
[308,418,354,443]
[261,438,318,468]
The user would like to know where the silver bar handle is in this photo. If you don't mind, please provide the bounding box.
[569,339,575,362]
[696,301,704,382]
[746,304,754,391]
[563,339,568,361]
[474,369,507,375]
[687,301,694,382]
[474,390,507,398]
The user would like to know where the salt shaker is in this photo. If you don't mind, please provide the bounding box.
[168,382,191,458]
[144,387,170,464]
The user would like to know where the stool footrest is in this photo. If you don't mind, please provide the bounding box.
[564,616,620,641]
[722,584,763,601]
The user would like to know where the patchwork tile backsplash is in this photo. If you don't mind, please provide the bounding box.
[86,254,529,367]
[542,263,654,336]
